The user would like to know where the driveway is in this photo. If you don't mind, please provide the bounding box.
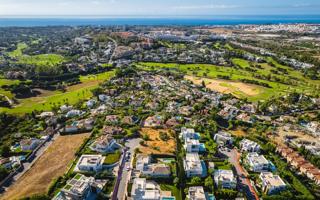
[113,138,141,200]
[220,148,259,200]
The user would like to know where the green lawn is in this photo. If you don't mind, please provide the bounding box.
[232,58,250,68]
[0,70,115,114]
[8,43,28,58]
[0,78,20,99]
[160,184,182,200]
[18,54,65,67]
[215,161,232,170]
[8,42,65,71]
[137,61,320,102]
[103,151,121,165]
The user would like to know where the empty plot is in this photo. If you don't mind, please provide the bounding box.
[185,75,262,98]
[139,128,176,155]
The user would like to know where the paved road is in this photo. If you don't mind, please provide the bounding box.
[114,138,141,200]
[220,148,259,200]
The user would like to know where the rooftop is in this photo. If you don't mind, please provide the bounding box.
[260,172,286,187]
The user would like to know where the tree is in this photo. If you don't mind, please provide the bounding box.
[159,131,170,141]
[204,176,214,192]
[173,177,179,186]
[190,176,202,185]
[142,134,150,141]
[0,166,9,181]
[1,145,10,157]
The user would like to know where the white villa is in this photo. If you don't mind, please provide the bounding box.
[135,154,171,177]
[187,186,206,200]
[180,127,196,140]
[214,169,237,189]
[90,135,118,153]
[184,153,205,178]
[53,174,105,200]
[246,153,274,172]
[180,127,204,153]
[259,172,286,195]
[240,139,261,152]
[184,138,200,153]
[66,109,83,118]
[131,178,175,200]
[213,131,233,146]
[75,155,105,172]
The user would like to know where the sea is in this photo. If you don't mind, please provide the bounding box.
[0,15,320,27]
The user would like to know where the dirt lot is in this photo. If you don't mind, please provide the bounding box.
[139,128,176,155]
[230,129,247,137]
[273,127,320,145]
[185,76,261,97]
[1,133,90,200]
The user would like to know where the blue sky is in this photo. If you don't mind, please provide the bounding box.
[0,0,319,16]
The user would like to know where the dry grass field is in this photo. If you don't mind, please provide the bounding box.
[273,127,320,145]
[1,133,90,200]
[139,128,176,155]
[230,129,248,137]
[185,75,261,97]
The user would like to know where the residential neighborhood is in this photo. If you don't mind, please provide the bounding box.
[0,20,319,200]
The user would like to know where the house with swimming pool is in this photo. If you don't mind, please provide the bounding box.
[184,153,206,178]
[74,154,105,172]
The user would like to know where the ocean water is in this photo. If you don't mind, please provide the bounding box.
[0,15,320,27]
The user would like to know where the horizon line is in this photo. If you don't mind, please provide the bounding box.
[1,14,320,19]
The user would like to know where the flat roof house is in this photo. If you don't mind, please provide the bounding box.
[240,139,260,152]
[135,154,171,177]
[246,153,275,172]
[180,127,197,140]
[214,169,237,189]
[187,186,206,200]
[75,155,105,172]
[131,178,161,200]
[184,153,205,178]
[53,173,105,200]
[260,172,286,195]
[184,138,201,153]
